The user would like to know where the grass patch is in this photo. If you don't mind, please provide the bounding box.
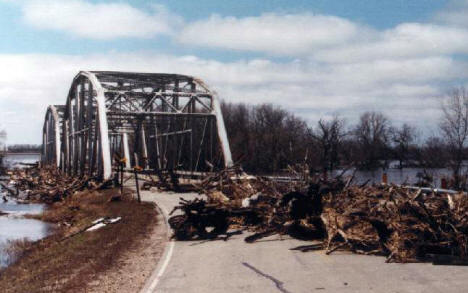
[0,189,158,293]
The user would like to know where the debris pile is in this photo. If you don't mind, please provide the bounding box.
[320,185,468,263]
[197,166,297,204]
[169,198,231,240]
[7,166,101,202]
[169,173,468,264]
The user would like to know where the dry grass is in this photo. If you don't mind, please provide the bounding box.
[0,188,158,293]
[1,238,34,268]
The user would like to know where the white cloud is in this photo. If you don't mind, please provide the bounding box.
[313,23,468,63]
[9,0,468,63]
[19,0,181,39]
[177,13,368,55]
[435,0,468,28]
[0,53,461,144]
[178,10,468,61]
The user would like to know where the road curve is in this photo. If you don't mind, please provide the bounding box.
[139,189,467,293]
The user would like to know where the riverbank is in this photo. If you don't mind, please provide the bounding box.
[0,196,49,269]
[0,188,164,292]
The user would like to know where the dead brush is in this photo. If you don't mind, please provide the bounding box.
[1,238,33,268]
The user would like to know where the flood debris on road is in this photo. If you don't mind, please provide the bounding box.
[168,167,468,265]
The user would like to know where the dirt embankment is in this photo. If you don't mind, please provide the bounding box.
[0,188,165,293]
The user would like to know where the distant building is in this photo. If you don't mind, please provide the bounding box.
[0,130,7,152]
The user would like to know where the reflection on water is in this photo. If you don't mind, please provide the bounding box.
[0,200,44,215]
[0,218,50,268]
[0,199,50,268]
[2,153,40,169]
[1,152,48,268]
[336,167,453,187]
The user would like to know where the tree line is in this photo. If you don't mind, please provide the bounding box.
[6,144,42,153]
[221,87,468,189]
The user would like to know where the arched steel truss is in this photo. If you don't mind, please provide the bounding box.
[42,105,65,167]
[43,71,233,180]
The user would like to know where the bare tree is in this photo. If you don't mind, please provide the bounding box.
[440,87,468,188]
[418,136,448,169]
[221,102,252,163]
[390,123,416,168]
[312,116,346,172]
[353,111,391,169]
[221,102,309,174]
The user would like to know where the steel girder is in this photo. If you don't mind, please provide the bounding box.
[42,105,65,167]
[51,71,232,180]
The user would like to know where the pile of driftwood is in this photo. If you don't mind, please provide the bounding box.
[320,185,467,263]
[6,167,101,202]
[169,171,468,264]
[197,166,300,203]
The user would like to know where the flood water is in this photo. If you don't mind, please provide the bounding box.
[0,201,49,268]
[335,165,453,188]
[1,152,49,268]
[2,153,40,169]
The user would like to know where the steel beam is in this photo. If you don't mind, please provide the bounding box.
[44,71,233,180]
[122,132,131,169]
[41,105,64,167]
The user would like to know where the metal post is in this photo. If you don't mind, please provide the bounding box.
[134,168,141,203]
[120,162,124,195]
[141,125,148,168]
[211,94,233,167]
[122,132,131,169]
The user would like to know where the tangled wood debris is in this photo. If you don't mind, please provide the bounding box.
[198,166,298,202]
[5,166,105,203]
[169,168,468,265]
[140,170,196,193]
[320,185,467,263]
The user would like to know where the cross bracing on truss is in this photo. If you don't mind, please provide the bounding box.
[42,71,233,180]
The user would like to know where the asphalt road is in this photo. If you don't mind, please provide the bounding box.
[139,189,467,293]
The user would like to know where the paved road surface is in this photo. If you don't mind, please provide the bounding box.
[139,189,467,293]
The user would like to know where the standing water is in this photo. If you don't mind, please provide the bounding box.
[2,153,40,169]
[334,165,453,187]
[0,152,50,268]
[0,201,50,268]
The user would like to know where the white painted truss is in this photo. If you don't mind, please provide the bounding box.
[42,71,233,180]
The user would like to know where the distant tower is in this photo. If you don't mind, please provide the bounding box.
[0,130,7,152]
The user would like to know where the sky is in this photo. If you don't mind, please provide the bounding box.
[0,0,468,144]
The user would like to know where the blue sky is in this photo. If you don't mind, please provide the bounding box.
[0,0,449,56]
[0,0,468,143]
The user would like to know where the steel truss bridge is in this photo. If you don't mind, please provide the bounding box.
[42,71,233,180]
